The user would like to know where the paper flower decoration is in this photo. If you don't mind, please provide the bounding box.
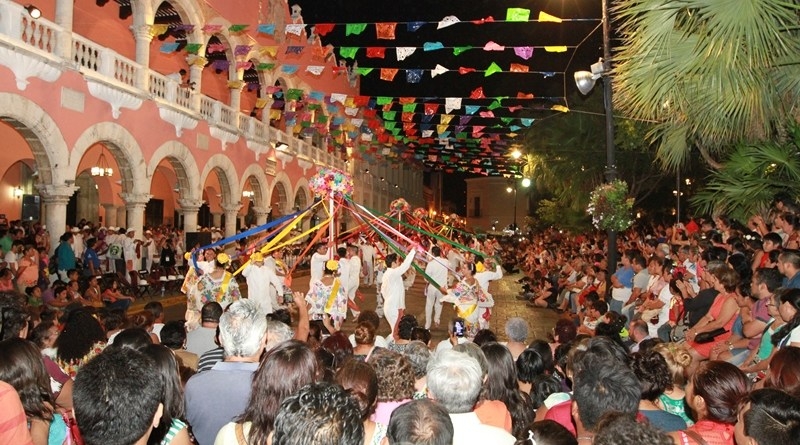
[390,198,410,213]
[587,179,634,232]
[309,168,354,198]
[412,207,428,219]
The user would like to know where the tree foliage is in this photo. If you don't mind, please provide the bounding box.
[613,0,800,170]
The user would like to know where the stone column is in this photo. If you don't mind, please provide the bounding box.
[38,184,78,254]
[131,25,155,90]
[116,207,127,229]
[222,203,242,237]
[120,193,151,236]
[189,64,203,112]
[252,206,271,225]
[229,69,244,114]
[211,212,222,229]
[177,198,203,232]
[101,204,117,227]
[54,0,74,59]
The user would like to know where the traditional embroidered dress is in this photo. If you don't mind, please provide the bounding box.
[443,278,493,337]
[305,277,348,324]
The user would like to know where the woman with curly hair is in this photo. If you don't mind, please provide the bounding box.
[652,342,694,425]
[215,340,320,445]
[387,314,418,353]
[335,360,386,445]
[630,351,687,432]
[668,361,750,445]
[0,338,55,445]
[54,307,106,378]
[366,347,415,425]
[352,321,377,361]
[479,342,535,439]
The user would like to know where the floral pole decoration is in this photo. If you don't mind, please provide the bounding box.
[390,198,410,214]
[412,207,428,219]
[309,167,354,199]
[309,168,353,257]
[587,179,634,232]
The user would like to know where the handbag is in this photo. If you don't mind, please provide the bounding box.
[694,328,727,344]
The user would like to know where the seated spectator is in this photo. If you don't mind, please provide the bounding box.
[129,311,159,344]
[480,342,535,437]
[335,360,386,444]
[367,347,415,425]
[593,412,672,445]
[54,307,106,378]
[160,320,198,371]
[387,314,418,354]
[385,399,453,445]
[473,328,498,346]
[215,340,320,445]
[771,288,800,348]
[101,278,134,311]
[0,380,33,444]
[347,310,389,348]
[186,302,222,356]
[668,361,750,445]
[629,351,687,432]
[519,420,577,445]
[144,301,165,340]
[271,382,363,445]
[320,331,353,371]
[735,388,800,445]
[762,346,800,398]
[0,338,55,444]
[352,322,377,361]
[652,342,694,425]
[402,340,431,399]
[516,348,546,395]
[140,344,191,445]
[685,266,740,367]
[185,299,267,445]
[571,358,640,443]
[107,327,152,350]
[73,348,164,445]
[425,349,515,444]
[503,317,529,360]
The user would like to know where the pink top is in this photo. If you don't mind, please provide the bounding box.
[371,399,411,425]
[679,420,735,445]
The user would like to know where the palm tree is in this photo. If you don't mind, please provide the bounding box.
[613,0,800,170]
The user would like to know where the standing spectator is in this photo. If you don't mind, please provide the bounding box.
[184,299,267,445]
[186,302,222,356]
[82,238,101,277]
[271,382,363,445]
[54,232,75,283]
[778,249,800,289]
[73,348,164,445]
[426,349,515,445]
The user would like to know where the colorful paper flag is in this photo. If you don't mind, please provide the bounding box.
[396,47,416,61]
[431,64,448,77]
[506,8,531,22]
[376,23,397,39]
[314,23,335,36]
[538,11,563,23]
[380,68,399,81]
[339,47,359,59]
[423,42,444,51]
[406,69,423,83]
[346,23,368,36]
[514,46,534,60]
[257,24,275,35]
[284,24,305,36]
[485,62,502,76]
[438,15,460,29]
[544,46,567,53]
[445,98,462,113]
[366,47,386,58]
[483,41,505,51]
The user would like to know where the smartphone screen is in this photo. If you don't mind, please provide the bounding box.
[454,320,466,337]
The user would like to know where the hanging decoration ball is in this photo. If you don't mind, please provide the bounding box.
[390,198,410,213]
[587,179,635,232]
[309,167,354,198]
[412,207,428,219]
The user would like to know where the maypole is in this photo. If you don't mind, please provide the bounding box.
[328,191,335,259]
[308,167,354,259]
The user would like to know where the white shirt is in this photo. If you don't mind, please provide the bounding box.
[360,243,375,262]
[475,265,503,294]
[425,256,449,289]
[381,251,417,313]
[242,263,284,315]
[348,256,361,286]
[310,251,327,283]
[337,256,351,291]
[449,412,515,445]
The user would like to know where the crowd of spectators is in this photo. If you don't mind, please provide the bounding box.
[3,192,800,445]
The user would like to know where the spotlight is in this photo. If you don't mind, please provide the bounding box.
[25,4,41,19]
[274,142,289,151]
[574,58,607,95]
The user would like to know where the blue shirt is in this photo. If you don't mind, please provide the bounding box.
[784,271,800,289]
[56,241,76,270]
[83,248,100,271]
[613,265,634,289]
[184,361,258,445]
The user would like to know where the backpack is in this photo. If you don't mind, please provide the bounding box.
[107,243,123,260]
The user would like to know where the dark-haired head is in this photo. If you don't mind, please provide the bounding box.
[239,340,321,445]
[0,338,53,421]
[397,314,418,340]
[630,351,672,401]
[472,328,497,346]
[688,361,750,424]
[107,328,152,351]
[763,346,800,398]
[335,360,379,421]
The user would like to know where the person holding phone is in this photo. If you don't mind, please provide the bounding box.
[442,262,492,338]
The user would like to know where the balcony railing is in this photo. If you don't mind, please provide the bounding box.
[0,0,346,170]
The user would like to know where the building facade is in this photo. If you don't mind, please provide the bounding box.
[0,0,424,251]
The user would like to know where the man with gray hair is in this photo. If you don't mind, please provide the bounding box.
[426,350,515,445]
[184,299,267,445]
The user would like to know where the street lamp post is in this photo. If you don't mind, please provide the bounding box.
[507,185,518,231]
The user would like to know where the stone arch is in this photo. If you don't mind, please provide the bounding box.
[238,164,269,208]
[146,0,205,44]
[147,141,202,201]
[269,170,292,215]
[0,93,70,186]
[199,154,239,207]
[69,122,148,196]
[294,177,310,210]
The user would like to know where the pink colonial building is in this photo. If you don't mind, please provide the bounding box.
[0,0,424,251]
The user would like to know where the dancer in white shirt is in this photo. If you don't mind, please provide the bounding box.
[381,246,418,336]
[309,243,329,284]
[424,245,450,329]
[347,244,362,318]
[241,252,284,315]
[359,239,375,285]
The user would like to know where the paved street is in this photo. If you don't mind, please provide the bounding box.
[133,268,560,346]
